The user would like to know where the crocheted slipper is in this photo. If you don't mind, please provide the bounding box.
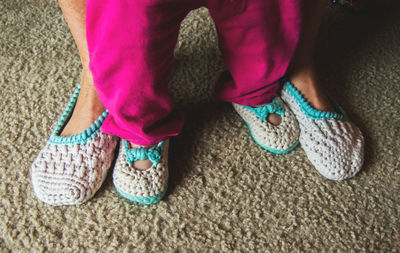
[233,97,300,154]
[281,81,364,180]
[30,85,118,205]
[113,139,169,205]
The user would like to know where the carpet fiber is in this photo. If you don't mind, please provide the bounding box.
[1,1,399,252]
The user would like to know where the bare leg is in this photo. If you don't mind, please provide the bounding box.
[58,0,105,137]
[58,0,153,170]
[287,0,334,112]
[254,0,332,125]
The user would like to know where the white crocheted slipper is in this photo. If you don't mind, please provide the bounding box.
[281,81,364,180]
[113,139,169,205]
[30,85,118,205]
[233,97,300,154]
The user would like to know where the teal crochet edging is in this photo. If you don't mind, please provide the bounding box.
[123,140,164,168]
[242,98,285,122]
[284,81,345,120]
[115,185,168,205]
[49,85,108,145]
[245,122,299,154]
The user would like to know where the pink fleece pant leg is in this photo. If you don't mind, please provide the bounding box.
[209,0,302,106]
[86,0,303,145]
[86,0,192,145]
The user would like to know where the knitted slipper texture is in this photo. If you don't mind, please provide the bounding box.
[233,97,300,154]
[113,139,169,205]
[281,81,364,180]
[30,85,118,205]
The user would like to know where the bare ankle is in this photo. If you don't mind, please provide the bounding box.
[80,67,95,91]
[287,73,335,112]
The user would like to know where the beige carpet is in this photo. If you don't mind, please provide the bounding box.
[1,1,399,252]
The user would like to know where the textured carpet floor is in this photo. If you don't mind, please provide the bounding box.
[1,1,399,252]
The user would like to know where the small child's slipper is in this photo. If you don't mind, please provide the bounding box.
[113,139,169,205]
[233,97,300,154]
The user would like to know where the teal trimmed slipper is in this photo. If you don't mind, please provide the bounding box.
[30,85,118,205]
[113,139,169,205]
[281,81,364,180]
[233,97,300,154]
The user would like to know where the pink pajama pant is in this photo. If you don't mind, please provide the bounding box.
[86,0,303,145]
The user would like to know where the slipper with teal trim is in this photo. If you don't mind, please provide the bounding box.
[281,81,364,180]
[30,85,118,205]
[233,97,300,154]
[113,139,169,205]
